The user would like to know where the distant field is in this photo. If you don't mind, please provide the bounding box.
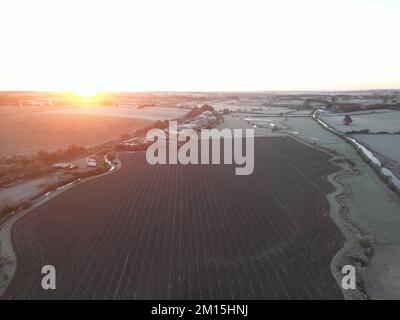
[0,105,187,157]
[4,137,343,299]
[321,110,400,134]
[43,105,187,121]
[352,134,400,162]
[0,105,71,119]
[0,112,152,157]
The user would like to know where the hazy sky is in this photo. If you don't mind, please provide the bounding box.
[1,0,399,93]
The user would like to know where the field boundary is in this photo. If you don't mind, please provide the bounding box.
[326,159,369,300]
[312,112,400,198]
[278,119,369,299]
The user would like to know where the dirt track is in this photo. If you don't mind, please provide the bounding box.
[3,137,344,299]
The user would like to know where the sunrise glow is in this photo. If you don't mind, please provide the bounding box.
[72,89,99,99]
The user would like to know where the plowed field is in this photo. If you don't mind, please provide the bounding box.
[3,137,344,299]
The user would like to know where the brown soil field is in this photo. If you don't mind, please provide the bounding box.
[3,137,344,299]
[0,111,152,157]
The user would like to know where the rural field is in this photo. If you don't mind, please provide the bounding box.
[352,134,400,162]
[2,0,400,303]
[320,110,400,134]
[3,137,344,299]
[0,105,186,157]
[44,105,187,121]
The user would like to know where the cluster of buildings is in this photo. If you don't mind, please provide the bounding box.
[117,110,220,150]
[176,111,218,132]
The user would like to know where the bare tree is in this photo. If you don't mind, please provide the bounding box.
[343,114,353,125]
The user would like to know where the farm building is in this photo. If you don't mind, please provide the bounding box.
[86,156,97,167]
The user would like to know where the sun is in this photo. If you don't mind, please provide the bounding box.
[73,88,99,99]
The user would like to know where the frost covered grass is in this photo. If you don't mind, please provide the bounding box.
[321,110,400,134]
[284,117,400,299]
[352,134,400,162]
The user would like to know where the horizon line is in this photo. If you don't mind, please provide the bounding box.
[1,88,400,95]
